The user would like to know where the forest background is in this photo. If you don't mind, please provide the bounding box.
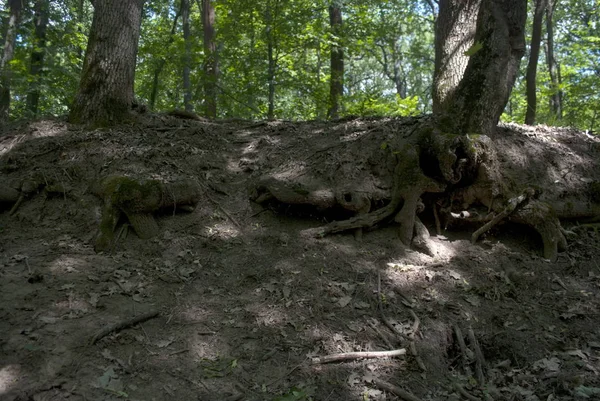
[0,0,598,130]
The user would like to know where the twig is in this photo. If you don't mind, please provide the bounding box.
[9,193,24,216]
[202,186,242,230]
[467,327,486,385]
[408,310,426,371]
[371,378,423,401]
[89,310,159,345]
[367,320,394,350]
[453,325,471,375]
[454,382,482,401]
[471,189,532,244]
[311,349,406,364]
[378,271,409,341]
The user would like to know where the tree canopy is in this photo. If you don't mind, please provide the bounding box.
[0,0,598,130]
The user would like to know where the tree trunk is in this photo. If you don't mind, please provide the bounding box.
[202,0,217,118]
[0,0,24,123]
[444,0,527,134]
[149,8,181,111]
[545,0,562,120]
[524,0,547,125]
[182,0,192,112]
[27,0,49,116]
[432,0,481,114]
[69,0,144,125]
[266,0,276,120]
[328,3,343,120]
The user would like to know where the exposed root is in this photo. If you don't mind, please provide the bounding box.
[89,310,160,345]
[370,378,423,401]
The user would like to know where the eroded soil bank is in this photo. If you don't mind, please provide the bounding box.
[1,115,599,401]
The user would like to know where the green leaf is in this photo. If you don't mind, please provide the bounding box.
[464,41,483,56]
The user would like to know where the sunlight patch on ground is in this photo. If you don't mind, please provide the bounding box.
[200,222,241,240]
[245,303,287,327]
[0,364,21,394]
[48,255,89,274]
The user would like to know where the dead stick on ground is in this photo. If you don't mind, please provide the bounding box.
[201,183,243,230]
[370,378,423,401]
[453,325,470,375]
[311,349,406,364]
[408,309,426,372]
[378,271,409,341]
[454,382,482,401]
[471,189,531,244]
[90,310,159,345]
[467,327,486,385]
[367,320,394,350]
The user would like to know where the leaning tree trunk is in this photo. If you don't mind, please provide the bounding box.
[182,0,192,112]
[432,0,481,114]
[0,0,23,123]
[545,0,562,120]
[444,0,527,134]
[328,2,343,120]
[524,0,547,125]
[202,0,217,118]
[27,0,49,116]
[69,0,144,125]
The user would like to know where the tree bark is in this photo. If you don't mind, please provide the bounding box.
[69,0,144,125]
[432,0,481,114]
[328,3,343,119]
[545,0,562,120]
[182,0,192,112]
[202,0,217,118]
[0,0,24,122]
[444,0,527,134]
[524,0,547,125]
[27,0,50,116]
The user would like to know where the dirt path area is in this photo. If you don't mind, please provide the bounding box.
[1,115,599,401]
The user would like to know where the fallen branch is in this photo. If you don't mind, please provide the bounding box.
[453,325,471,376]
[371,378,423,401]
[408,309,426,372]
[454,382,482,401]
[90,310,160,345]
[471,189,532,244]
[311,349,406,364]
[467,327,486,385]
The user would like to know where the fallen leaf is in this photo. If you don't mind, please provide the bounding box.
[338,296,352,308]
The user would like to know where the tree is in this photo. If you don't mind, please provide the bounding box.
[524,0,547,125]
[0,0,24,122]
[182,0,192,112]
[443,0,527,133]
[27,0,50,116]
[328,1,343,119]
[432,0,481,114]
[69,0,145,125]
[545,0,561,120]
[202,0,217,118]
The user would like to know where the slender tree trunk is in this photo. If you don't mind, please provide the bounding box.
[524,0,547,125]
[27,0,49,116]
[0,0,24,122]
[328,2,343,119]
[432,0,481,113]
[445,0,527,134]
[149,8,180,111]
[182,0,192,111]
[545,0,562,120]
[202,0,217,118]
[69,0,144,125]
[266,0,276,120]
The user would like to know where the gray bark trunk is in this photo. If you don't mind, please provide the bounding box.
[524,0,547,125]
[432,0,481,114]
[545,0,562,120]
[0,0,24,122]
[69,0,144,125]
[202,0,217,118]
[445,0,527,134]
[27,0,49,116]
[328,3,343,119]
[182,0,192,112]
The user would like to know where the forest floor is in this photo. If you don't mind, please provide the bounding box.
[0,114,599,401]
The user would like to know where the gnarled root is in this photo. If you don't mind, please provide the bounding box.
[511,200,567,261]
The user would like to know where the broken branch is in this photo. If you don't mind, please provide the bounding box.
[311,349,406,364]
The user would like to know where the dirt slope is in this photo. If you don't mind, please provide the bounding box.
[0,115,599,401]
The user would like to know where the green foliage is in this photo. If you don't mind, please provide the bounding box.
[1,0,598,128]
